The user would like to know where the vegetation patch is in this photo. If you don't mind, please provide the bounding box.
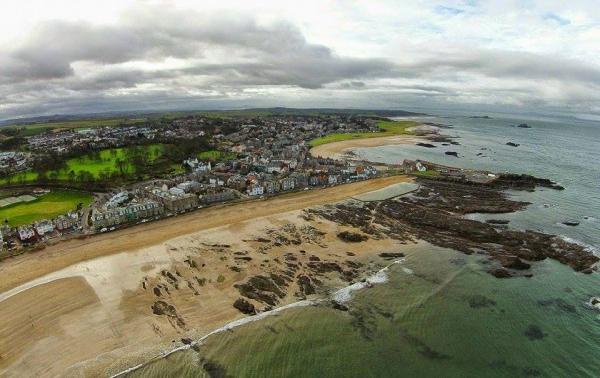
[309,120,418,147]
[0,144,176,185]
[0,190,92,226]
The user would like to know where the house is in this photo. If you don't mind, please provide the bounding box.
[149,189,198,212]
[200,190,236,205]
[247,183,264,196]
[280,177,295,191]
[91,200,164,228]
[177,181,201,193]
[35,220,55,236]
[54,213,78,231]
[106,191,129,208]
[227,174,246,191]
[264,180,280,194]
[18,226,35,241]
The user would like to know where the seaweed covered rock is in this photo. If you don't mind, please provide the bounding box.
[337,231,368,243]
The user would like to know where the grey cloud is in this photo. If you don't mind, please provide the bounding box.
[0,8,393,89]
[1,6,600,119]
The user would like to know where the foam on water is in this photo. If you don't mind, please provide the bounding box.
[110,299,320,377]
[559,236,600,257]
[333,258,404,303]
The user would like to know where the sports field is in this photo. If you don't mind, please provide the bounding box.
[0,190,92,226]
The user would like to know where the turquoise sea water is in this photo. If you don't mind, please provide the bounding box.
[129,113,600,377]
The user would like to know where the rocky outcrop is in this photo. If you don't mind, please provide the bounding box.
[378,252,405,259]
[337,231,368,243]
[151,300,186,328]
[310,177,598,278]
[235,275,286,306]
[233,298,256,314]
[491,173,564,191]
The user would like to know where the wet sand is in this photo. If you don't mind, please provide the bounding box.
[310,135,427,160]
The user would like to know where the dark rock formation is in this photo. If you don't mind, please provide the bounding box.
[331,300,349,311]
[445,151,459,157]
[151,301,186,328]
[378,252,405,259]
[297,275,316,295]
[488,268,513,278]
[233,298,256,314]
[562,221,580,226]
[235,275,286,306]
[309,177,597,279]
[524,324,546,340]
[496,255,531,270]
[337,231,368,243]
[486,219,510,225]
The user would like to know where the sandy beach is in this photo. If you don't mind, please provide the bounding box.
[0,175,411,294]
[0,175,416,377]
[310,134,427,160]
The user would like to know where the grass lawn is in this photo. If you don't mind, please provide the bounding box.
[309,120,418,147]
[0,144,166,185]
[198,150,237,162]
[0,190,92,227]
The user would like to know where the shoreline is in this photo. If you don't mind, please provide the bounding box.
[0,175,417,376]
[309,134,428,160]
[0,175,411,294]
[110,256,406,378]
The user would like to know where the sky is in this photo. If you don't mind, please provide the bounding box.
[0,0,599,120]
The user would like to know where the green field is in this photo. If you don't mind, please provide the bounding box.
[0,190,92,227]
[197,150,237,162]
[0,144,169,185]
[309,120,418,147]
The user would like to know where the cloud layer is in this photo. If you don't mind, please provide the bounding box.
[1,1,599,119]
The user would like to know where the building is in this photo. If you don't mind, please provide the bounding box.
[149,189,199,212]
[54,213,79,231]
[106,191,129,208]
[200,190,236,205]
[247,183,264,196]
[91,200,164,228]
[34,220,55,236]
[17,226,35,242]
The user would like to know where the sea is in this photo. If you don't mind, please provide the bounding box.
[126,112,600,377]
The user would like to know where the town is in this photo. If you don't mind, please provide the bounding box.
[0,112,394,254]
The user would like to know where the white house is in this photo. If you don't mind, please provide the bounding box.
[247,183,264,196]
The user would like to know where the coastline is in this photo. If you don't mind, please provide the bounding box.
[0,175,411,294]
[309,134,428,160]
[0,175,416,376]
